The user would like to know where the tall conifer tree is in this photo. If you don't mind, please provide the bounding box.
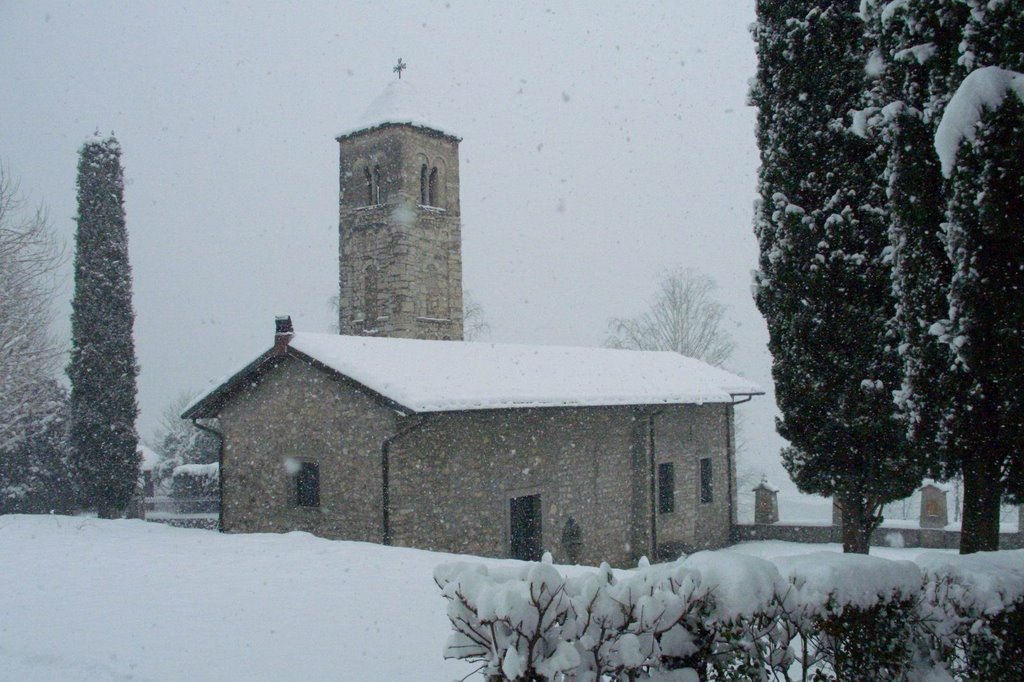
[752,1,918,552]
[875,0,1023,552]
[68,135,140,518]
[938,1,1024,550]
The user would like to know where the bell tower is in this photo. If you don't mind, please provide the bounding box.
[336,76,464,340]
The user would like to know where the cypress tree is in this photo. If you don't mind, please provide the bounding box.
[878,0,1023,552]
[68,135,140,518]
[752,1,918,552]
[939,0,1024,549]
[866,0,966,457]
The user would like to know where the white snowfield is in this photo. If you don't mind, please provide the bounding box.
[2,515,1017,681]
[287,332,762,413]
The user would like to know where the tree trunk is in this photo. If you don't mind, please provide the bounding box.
[960,452,1002,554]
[839,495,874,554]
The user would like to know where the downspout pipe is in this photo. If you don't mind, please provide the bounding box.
[725,392,760,538]
[381,415,427,546]
[191,419,225,532]
[647,406,666,562]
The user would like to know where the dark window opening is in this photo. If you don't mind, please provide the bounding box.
[295,462,320,508]
[364,168,373,205]
[510,494,542,561]
[562,516,582,564]
[363,264,380,324]
[372,166,382,204]
[428,166,438,206]
[700,458,713,504]
[420,164,428,204]
[658,462,675,514]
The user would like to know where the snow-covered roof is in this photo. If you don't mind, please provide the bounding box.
[919,479,950,493]
[337,79,459,140]
[185,332,761,418]
[298,332,759,412]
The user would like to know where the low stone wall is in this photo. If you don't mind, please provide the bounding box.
[732,523,1024,550]
[146,515,219,531]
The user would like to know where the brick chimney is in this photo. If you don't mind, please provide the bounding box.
[273,315,294,355]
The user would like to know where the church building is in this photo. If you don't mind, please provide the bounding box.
[184,78,761,567]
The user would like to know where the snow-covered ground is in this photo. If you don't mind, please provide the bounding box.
[0,515,993,681]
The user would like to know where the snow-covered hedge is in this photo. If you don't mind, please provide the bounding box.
[435,550,1024,681]
[169,462,219,513]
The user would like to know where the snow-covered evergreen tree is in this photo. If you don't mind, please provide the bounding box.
[865,0,967,455]
[874,0,1023,552]
[0,379,76,514]
[751,1,918,553]
[68,135,140,518]
[940,61,1024,549]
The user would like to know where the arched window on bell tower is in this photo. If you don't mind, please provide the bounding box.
[420,164,429,205]
[372,166,382,204]
[428,167,438,207]
[364,168,373,206]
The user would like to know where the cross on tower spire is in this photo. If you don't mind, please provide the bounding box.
[393,58,407,79]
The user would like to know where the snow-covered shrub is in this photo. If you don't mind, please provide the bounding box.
[169,463,219,513]
[562,558,712,680]
[681,552,788,680]
[437,550,1024,681]
[773,553,922,680]
[916,550,1024,680]
[434,554,578,681]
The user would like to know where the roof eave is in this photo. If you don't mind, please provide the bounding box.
[181,345,417,421]
[335,121,461,143]
[181,349,280,420]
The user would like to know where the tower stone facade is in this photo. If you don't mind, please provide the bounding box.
[337,107,464,340]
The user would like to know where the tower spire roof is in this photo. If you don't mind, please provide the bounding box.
[337,78,459,140]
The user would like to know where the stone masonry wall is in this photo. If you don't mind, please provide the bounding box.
[218,356,396,540]
[338,125,463,340]
[389,403,734,568]
[389,407,642,567]
[654,404,735,559]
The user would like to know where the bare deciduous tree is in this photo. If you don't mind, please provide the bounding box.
[605,267,734,366]
[0,168,65,450]
[463,290,490,341]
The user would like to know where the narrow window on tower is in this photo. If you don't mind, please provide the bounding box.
[420,164,429,205]
[700,457,713,504]
[364,168,373,205]
[428,167,438,206]
[373,166,382,204]
[363,264,380,324]
[294,462,320,508]
[424,263,443,318]
[658,462,675,514]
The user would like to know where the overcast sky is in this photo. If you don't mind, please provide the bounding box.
[2,1,803,503]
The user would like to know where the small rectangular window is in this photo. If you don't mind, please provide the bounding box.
[700,458,713,504]
[658,462,675,514]
[295,462,320,508]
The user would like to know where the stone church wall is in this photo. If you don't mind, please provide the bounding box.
[217,356,396,541]
[389,403,734,567]
[387,407,639,567]
[216,357,736,568]
[653,404,736,559]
